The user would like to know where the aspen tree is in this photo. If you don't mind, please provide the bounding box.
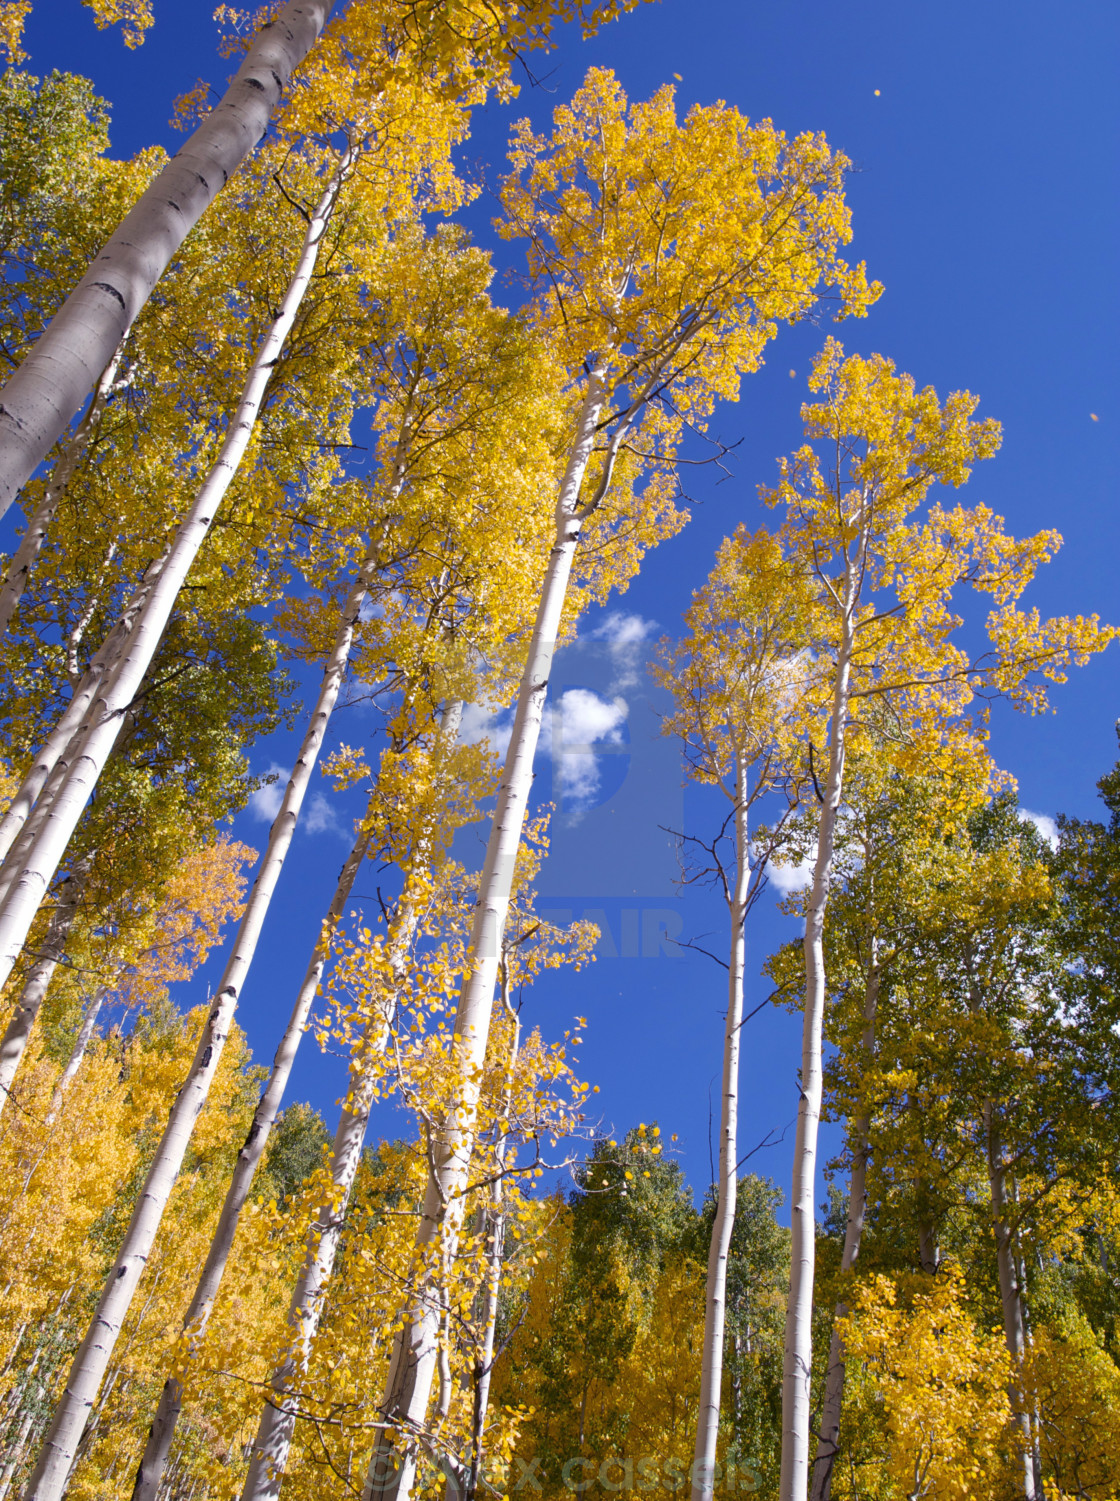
[241,822,593,1498]
[657,528,817,1501]
[0,861,87,1115]
[764,340,1113,1501]
[363,71,876,1501]
[134,218,564,1495]
[778,764,993,1500]
[0,0,643,519]
[0,151,356,1017]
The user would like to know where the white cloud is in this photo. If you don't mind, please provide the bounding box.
[458,702,515,759]
[247,765,344,838]
[553,688,628,807]
[304,791,344,837]
[1019,808,1059,852]
[458,688,629,812]
[588,612,657,690]
[248,764,288,823]
[760,843,817,896]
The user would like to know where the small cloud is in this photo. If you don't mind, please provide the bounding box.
[458,702,515,759]
[554,688,628,808]
[760,842,817,897]
[460,688,629,813]
[304,791,344,837]
[248,764,288,824]
[248,765,344,838]
[1018,808,1058,852]
[589,612,657,690]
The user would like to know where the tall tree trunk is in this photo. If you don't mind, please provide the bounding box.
[809,954,879,1501]
[45,986,108,1125]
[21,557,372,1501]
[445,965,521,1501]
[0,0,334,520]
[986,1108,1039,1501]
[240,703,464,1501]
[129,778,382,1501]
[0,862,88,1119]
[779,525,864,1501]
[0,155,348,999]
[0,337,128,638]
[691,751,751,1501]
[359,377,606,1501]
[0,541,168,881]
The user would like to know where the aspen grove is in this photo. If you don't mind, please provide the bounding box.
[0,4,1116,1501]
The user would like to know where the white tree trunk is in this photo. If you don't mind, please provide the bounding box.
[0,0,335,520]
[21,558,372,1501]
[130,786,381,1500]
[0,156,347,999]
[779,532,863,1501]
[45,986,107,1124]
[445,970,521,1501]
[809,955,879,1501]
[240,703,464,1501]
[0,863,88,1120]
[0,542,168,882]
[359,376,606,1501]
[691,752,751,1501]
[0,338,128,638]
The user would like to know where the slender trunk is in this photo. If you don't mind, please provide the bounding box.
[0,338,127,638]
[240,702,464,1501]
[359,376,606,1501]
[810,955,879,1501]
[987,1109,1038,1501]
[965,948,1039,1501]
[916,1216,939,1276]
[447,970,521,1501]
[21,557,372,1501]
[691,752,751,1501]
[0,156,348,999]
[0,862,87,1119]
[0,0,335,520]
[129,782,380,1501]
[45,986,107,1124]
[779,528,864,1501]
[0,542,168,881]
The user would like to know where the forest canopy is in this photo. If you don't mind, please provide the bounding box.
[0,3,1116,1501]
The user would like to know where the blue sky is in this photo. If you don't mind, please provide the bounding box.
[13,0,1120,1210]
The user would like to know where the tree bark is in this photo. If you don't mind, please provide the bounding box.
[358,375,605,1501]
[21,557,371,1501]
[691,751,750,1501]
[45,986,107,1124]
[240,703,464,1501]
[0,542,167,883]
[445,966,521,1501]
[129,763,383,1501]
[779,524,864,1501]
[986,1110,1039,1501]
[0,0,335,520]
[0,154,347,1000]
[0,336,128,638]
[809,955,879,1501]
[0,862,88,1120]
